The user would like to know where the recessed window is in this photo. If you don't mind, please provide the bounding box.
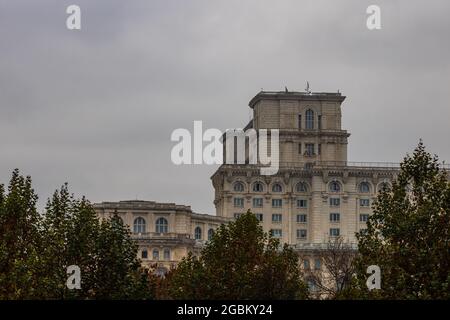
[314,258,321,270]
[133,217,146,234]
[194,226,202,240]
[329,181,341,193]
[330,213,340,222]
[234,197,244,207]
[208,229,214,240]
[297,214,307,223]
[152,249,159,260]
[252,198,263,208]
[318,115,322,130]
[296,182,308,193]
[360,199,370,207]
[297,199,308,208]
[360,214,369,222]
[378,182,391,192]
[297,229,307,239]
[318,144,322,155]
[329,198,340,207]
[155,217,168,234]
[272,213,282,223]
[359,182,370,193]
[141,249,148,259]
[272,183,283,192]
[163,248,170,261]
[233,182,245,192]
[298,114,302,129]
[208,228,215,240]
[305,109,314,129]
[305,143,315,156]
[255,213,264,222]
[303,259,310,269]
[272,199,282,208]
[330,228,340,237]
[253,182,264,192]
[298,143,302,154]
[270,229,282,238]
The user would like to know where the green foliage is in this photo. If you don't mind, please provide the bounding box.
[166,210,308,300]
[354,142,450,299]
[0,170,157,300]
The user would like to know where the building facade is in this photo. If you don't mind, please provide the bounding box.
[94,90,404,271]
[211,90,398,247]
[94,200,230,273]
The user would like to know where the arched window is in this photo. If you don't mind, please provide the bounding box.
[359,182,370,193]
[163,248,170,261]
[296,182,308,193]
[133,217,146,234]
[253,181,264,192]
[305,109,314,130]
[272,183,283,192]
[208,228,215,241]
[195,227,202,240]
[155,217,168,234]
[152,249,159,260]
[233,182,244,192]
[379,182,391,192]
[329,181,341,193]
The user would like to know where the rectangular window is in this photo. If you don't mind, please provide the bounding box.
[297,229,307,239]
[360,198,370,207]
[272,199,282,208]
[305,143,315,156]
[298,115,302,129]
[329,198,340,207]
[253,198,263,208]
[297,199,308,208]
[270,229,282,238]
[298,143,302,154]
[233,197,244,207]
[234,213,242,219]
[314,258,321,270]
[255,213,263,222]
[330,213,340,222]
[303,259,310,269]
[318,115,322,130]
[360,214,369,222]
[297,214,307,223]
[272,213,282,222]
[330,228,340,237]
[318,144,322,155]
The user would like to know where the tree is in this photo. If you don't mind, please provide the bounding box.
[0,171,158,300]
[306,236,357,299]
[354,142,450,299]
[0,169,43,299]
[166,210,309,299]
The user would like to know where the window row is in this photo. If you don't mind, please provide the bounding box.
[234,198,311,208]
[233,180,391,194]
[141,248,171,261]
[133,217,168,234]
[233,181,310,193]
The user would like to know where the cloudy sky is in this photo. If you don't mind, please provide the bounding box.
[0,0,449,214]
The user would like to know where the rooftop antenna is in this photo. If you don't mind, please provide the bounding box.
[305,81,311,94]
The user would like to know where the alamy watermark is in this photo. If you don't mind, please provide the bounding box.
[170,121,279,175]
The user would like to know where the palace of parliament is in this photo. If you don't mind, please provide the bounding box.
[94,90,400,274]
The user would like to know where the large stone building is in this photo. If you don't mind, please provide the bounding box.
[94,90,403,272]
[211,90,398,247]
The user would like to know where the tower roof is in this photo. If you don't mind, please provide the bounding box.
[248,90,346,108]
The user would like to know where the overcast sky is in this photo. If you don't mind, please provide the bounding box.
[0,0,449,214]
